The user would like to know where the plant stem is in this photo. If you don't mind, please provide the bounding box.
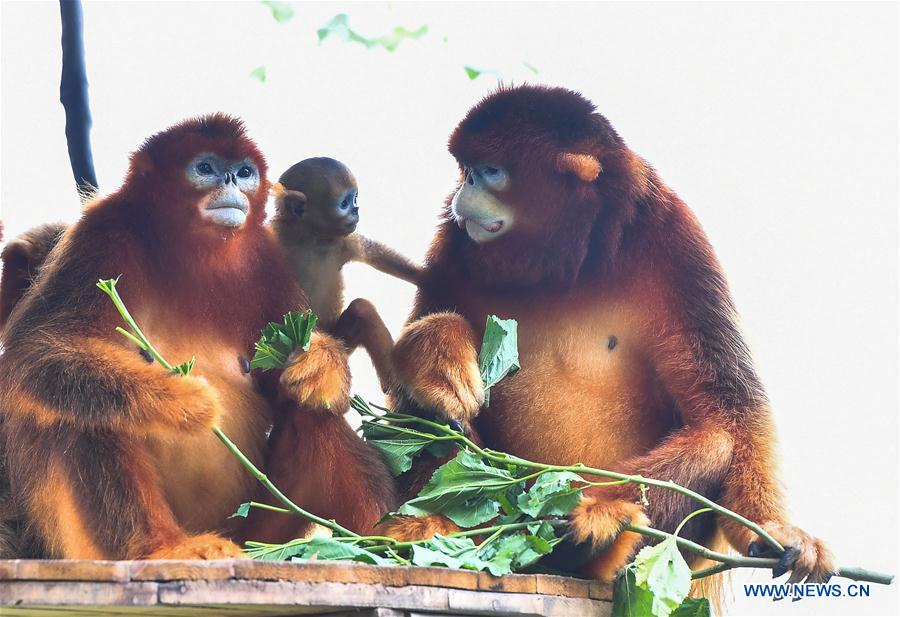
[627,524,895,585]
[247,501,292,515]
[97,278,175,371]
[212,426,360,538]
[364,405,785,553]
[673,508,713,537]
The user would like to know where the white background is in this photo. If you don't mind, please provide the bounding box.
[1,2,897,615]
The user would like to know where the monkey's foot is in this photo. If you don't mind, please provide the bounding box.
[567,497,649,581]
[281,332,350,413]
[147,533,245,560]
[748,521,835,584]
[378,514,461,542]
[393,312,484,428]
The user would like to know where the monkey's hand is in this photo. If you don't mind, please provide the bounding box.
[280,332,351,413]
[560,496,650,582]
[392,312,484,430]
[747,521,836,585]
[161,374,223,432]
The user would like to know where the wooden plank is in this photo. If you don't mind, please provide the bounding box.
[0,581,157,606]
[406,567,479,591]
[590,580,614,601]
[129,560,235,581]
[477,573,537,594]
[533,573,592,598]
[157,580,448,611]
[447,588,610,617]
[233,561,410,587]
[13,560,130,582]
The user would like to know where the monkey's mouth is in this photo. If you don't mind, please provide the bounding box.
[203,204,249,228]
[458,216,504,241]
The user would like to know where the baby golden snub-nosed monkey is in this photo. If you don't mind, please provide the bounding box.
[271,157,421,392]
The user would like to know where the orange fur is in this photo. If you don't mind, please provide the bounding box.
[391,85,834,587]
[392,312,484,428]
[0,115,394,559]
[556,151,602,182]
[379,514,462,542]
[279,332,351,414]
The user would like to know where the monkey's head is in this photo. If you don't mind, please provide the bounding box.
[446,85,650,287]
[273,158,360,241]
[125,114,269,236]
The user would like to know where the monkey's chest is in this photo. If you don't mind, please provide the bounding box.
[143,337,271,533]
[288,253,345,328]
[470,298,674,470]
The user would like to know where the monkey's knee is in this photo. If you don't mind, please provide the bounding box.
[336,298,397,392]
[335,298,380,344]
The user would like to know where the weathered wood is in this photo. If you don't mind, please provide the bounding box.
[0,559,613,616]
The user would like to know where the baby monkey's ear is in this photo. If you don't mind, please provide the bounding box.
[273,183,308,217]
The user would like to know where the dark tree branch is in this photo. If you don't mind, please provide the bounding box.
[59,0,97,195]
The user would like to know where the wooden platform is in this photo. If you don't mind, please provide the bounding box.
[0,559,613,617]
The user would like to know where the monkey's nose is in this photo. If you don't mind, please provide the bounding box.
[351,206,359,216]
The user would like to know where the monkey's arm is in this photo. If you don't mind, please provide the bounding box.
[346,234,421,285]
[0,334,220,434]
[586,318,834,582]
[390,311,485,428]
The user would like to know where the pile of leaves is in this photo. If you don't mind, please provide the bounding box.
[95,279,891,617]
[240,315,708,616]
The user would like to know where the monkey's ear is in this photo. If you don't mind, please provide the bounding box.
[556,152,602,182]
[274,187,307,218]
[130,151,154,177]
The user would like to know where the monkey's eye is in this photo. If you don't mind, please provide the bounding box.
[483,166,499,176]
[340,197,352,210]
[197,162,214,175]
[237,166,253,179]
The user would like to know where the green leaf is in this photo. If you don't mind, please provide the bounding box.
[248,537,389,565]
[173,356,195,376]
[397,450,513,527]
[260,1,294,23]
[464,66,481,80]
[410,543,463,569]
[632,537,692,617]
[670,597,711,617]
[250,310,317,370]
[363,423,437,475]
[477,315,519,406]
[613,567,656,617]
[318,14,426,52]
[229,502,251,519]
[486,532,553,574]
[516,471,583,517]
[249,66,267,83]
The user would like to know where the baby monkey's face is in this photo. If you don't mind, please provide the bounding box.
[275,158,360,239]
[316,178,359,236]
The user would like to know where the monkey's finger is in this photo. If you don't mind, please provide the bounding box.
[772,546,800,579]
[448,419,466,435]
[748,540,778,558]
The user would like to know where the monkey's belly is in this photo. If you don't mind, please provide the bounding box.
[145,344,271,534]
[477,344,674,471]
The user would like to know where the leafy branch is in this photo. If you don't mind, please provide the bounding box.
[96,277,360,539]
[95,284,893,617]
